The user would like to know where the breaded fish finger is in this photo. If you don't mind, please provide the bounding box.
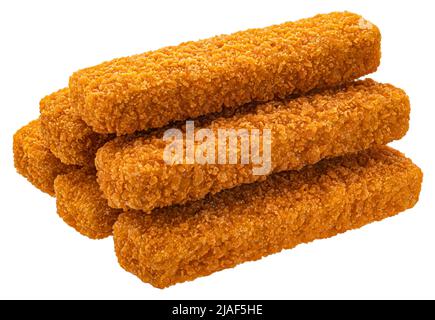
[96,80,410,211]
[113,146,423,288]
[40,88,112,166]
[52,108,259,238]
[70,12,381,134]
[54,168,121,239]
[13,119,77,196]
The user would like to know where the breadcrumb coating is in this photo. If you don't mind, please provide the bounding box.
[54,168,121,239]
[49,107,267,237]
[40,88,112,166]
[96,80,410,211]
[70,12,381,134]
[13,119,77,196]
[113,146,423,288]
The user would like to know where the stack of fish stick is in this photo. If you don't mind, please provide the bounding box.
[13,12,422,288]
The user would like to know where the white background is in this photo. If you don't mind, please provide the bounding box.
[0,0,434,300]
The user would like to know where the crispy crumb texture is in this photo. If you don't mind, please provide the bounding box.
[96,80,410,211]
[113,146,423,288]
[70,12,381,134]
[40,88,112,166]
[13,119,77,196]
[54,168,121,239]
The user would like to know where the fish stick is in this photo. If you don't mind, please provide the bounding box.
[51,106,269,238]
[96,80,410,211]
[113,146,423,288]
[13,119,77,196]
[40,88,112,166]
[54,168,121,239]
[70,12,381,134]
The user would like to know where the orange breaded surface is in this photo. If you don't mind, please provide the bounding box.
[54,168,121,239]
[113,147,423,288]
[13,119,77,196]
[70,12,381,134]
[96,80,410,211]
[40,88,112,166]
[51,107,268,237]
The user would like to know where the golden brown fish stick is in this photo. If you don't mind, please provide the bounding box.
[13,119,77,196]
[70,12,381,134]
[40,88,112,166]
[52,107,260,238]
[113,147,423,288]
[96,80,410,211]
[54,169,121,239]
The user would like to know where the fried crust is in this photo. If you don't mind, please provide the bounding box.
[50,106,276,237]
[54,168,121,239]
[40,88,112,166]
[113,146,423,288]
[96,80,410,211]
[70,12,381,134]
[13,119,77,196]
